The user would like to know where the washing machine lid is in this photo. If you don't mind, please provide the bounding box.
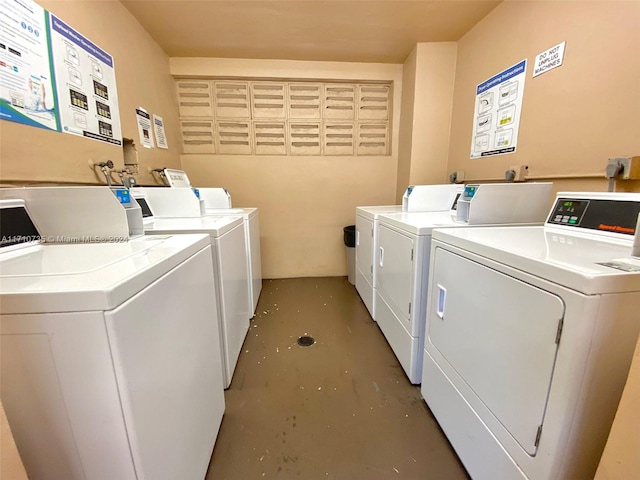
[356,205,402,220]
[0,234,210,314]
[144,215,243,236]
[204,207,257,219]
[379,211,463,235]
[432,226,640,294]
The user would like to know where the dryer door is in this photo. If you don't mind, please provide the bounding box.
[427,247,565,455]
[377,223,414,322]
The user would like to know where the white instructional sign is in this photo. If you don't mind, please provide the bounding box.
[136,107,154,148]
[470,59,527,159]
[49,13,122,144]
[533,41,566,78]
[153,113,168,149]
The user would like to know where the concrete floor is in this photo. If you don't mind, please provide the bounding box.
[206,277,469,480]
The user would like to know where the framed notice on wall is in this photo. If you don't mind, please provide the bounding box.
[470,59,526,159]
[0,0,122,145]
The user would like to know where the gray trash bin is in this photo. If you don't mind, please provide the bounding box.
[343,225,356,285]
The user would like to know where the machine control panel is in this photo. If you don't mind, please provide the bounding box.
[463,185,479,200]
[547,197,640,235]
[548,199,589,226]
[112,188,132,206]
[164,169,192,188]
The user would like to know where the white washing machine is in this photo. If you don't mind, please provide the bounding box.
[199,186,260,317]
[143,216,250,389]
[375,182,553,384]
[205,206,262,317]
[355,184,462,320]
[421,192,640,480]
[134,191,250,388]
[0,191,225,480]
[135,185,262,318]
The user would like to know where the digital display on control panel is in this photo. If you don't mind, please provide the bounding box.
[547,198,640,235]
[463,185,479,200]
[548,199,590,226]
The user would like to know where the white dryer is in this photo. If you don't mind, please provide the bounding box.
[421,192,640,480]
[355,184,462,320]
[0,192,225,480]
[376,182,552,384]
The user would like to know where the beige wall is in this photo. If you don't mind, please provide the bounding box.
[0,0,183,185]
[396,47,417,200]
[172,58,402,278]
[447,0,640,192]
[396,43,458,202]
[595,334,640,480]
[1,403,27,480]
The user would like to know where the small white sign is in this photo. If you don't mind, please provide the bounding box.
[136,107,154,148]
[533,41,566,78]
[153,114,168,149]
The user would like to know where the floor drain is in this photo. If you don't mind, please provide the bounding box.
[297,335,315,347]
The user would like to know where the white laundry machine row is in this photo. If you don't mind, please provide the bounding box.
[151,169,260,314]
[421,192,640,480]
[134,186,263,317]
[133,189,250,388]
[375,182,553,384]
[0,188,225,480]
[355,184,463,320]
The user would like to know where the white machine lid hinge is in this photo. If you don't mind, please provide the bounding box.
[534,425,543,447]
[371,229,374,237]
[410,248,414,261]
[555,317,564,345]
[408,302,412,315]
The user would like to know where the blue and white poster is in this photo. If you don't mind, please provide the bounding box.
[0,0,58,131]
[0,0,121,145]
[49,13,121,145]
[470,59,527,158]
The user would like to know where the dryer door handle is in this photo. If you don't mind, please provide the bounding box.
[379,247,384,267]
[436,284,446,319]
[356,229,360,246]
